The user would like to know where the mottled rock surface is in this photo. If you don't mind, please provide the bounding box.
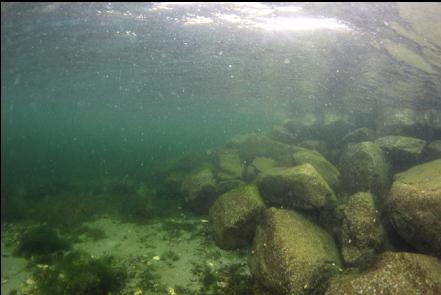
[227,134,301,166]
[424,140,441,160]
[325,251,441,295]
[375,135,426,167]
[180,164,218,214]
[339,142,389,196]
[341,127,376,145]
[385,159,441,257]
[213,148,243,181]
[209,185,265,249]
[250,208,341,295]
[292,149,340,189]
[338,192,385,266]
[257,164,336,211]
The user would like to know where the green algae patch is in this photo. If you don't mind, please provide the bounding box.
[16,225,71,259]
[33,251,127,295]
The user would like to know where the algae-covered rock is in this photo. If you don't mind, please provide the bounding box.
[283,113,318,141]
[163,171,186,195]
[251,157,277,174]
[209,185,265,249]
[270,125,298,144]
[325,251,441,295]
[375,135,426,168]
[341,127,376,145]
[377,107,439,139]
[383,39,437,74]
[292,149,340,189]
[213,148,243,181]
[227,134,301,166]
[424,139,441,160]
[180,164,218,214]
[318,112,354,146]
[257,164,337,211]
[385,159,441,257]
[249,208,341,295]
[217,179,245,195]
[298,140,328,157]
[338,192,385,266]
[339,142,389,196]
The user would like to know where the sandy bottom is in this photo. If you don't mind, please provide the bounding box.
[1,215,248,295]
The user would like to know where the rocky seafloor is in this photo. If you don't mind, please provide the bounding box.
[2,108,441,295]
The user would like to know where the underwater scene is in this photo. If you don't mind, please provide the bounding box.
[1,2,441,295]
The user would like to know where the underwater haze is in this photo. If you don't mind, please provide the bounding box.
[1,2,441,295]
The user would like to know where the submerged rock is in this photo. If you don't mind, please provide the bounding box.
[227,134,301,166]
[292,149,340,189]
[217,179,245,195]
[249,208,341,295]
[251,157,277,174]
[339,142,389,196]
[209,185,265,249]
[341,127,376,145]
[325,251,441,295]
[337,192,385,266]
[298,140,328,157]
[180,164,218,214]
[385,159,441,257]
[377,107,440,139]
[424,139,441,160]
[213,148,243,181]
[257,164,337,211]
[375,135,426,168]
[270,125,298,144]
[283,113,318,141]
[318,112,354,147]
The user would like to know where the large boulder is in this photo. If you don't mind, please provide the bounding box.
[213,148,243,181]
[249,208,341,295]
[385,159,441,257]
[375,135,426,169]
[325,251,441,295]
[180,164,218,214]
[209,185,265,249]
[377,107,441,139]
[257,164,337,211]
[339,142,389,196]
[292,149,340,189]
[337,192,385,266]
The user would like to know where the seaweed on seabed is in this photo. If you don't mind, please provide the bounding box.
[15,224,71,262]
[33,250,127,295]
[192,261,253,295]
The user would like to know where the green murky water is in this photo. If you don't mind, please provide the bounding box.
[2,3,441,295]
